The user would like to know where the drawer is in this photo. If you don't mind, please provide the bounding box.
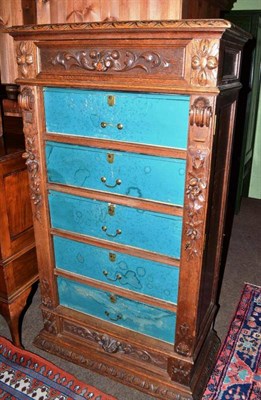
[44,88,189,149]
[57,277,176,343]
[53,236,179,304]
[46,141,186,206]
[49,191,183,259]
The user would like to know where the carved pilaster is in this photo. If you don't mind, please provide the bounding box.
[18,87,42,222]
[175,95,215,357]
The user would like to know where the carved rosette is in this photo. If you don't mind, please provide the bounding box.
[63,321,167,368]
[191,39,219,87]
[16,41,34,78]
[167,358,191,386]
[18,87,42,222]
[51,49,170,73]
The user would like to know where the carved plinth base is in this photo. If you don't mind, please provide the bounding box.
[33,328,220,400]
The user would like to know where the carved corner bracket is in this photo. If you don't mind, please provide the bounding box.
[189,97,213,128]
[18,87,42,222]
[184,146,209,260]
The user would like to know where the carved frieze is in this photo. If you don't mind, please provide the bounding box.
[34,336,191,400]
[191,39,219,87]
[16,41,34,78]
[51,49,171,73]
[18,87,42,222]
[63,321,167,368]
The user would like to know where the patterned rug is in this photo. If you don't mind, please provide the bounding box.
[203,283,261,399]
[0,336,116,400]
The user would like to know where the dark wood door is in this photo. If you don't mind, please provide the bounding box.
[224,10,261,212]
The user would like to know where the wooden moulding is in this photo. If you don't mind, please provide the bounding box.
[6,19,250,93]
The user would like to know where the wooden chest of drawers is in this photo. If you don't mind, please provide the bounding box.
[7,19,250,399]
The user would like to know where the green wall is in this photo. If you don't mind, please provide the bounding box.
[233,0,261,10]
[249,88,261,198]
[233,0,261,199]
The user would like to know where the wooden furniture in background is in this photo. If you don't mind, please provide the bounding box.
[0,84,38,348]
[224,10,261,210]
[36,0,237,23]
[0,147,38,348]
[8,19,249,399]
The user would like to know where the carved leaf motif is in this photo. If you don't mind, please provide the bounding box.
[63,322,166,367]
[16,41,34,78]
[8,19,231,33]
[51,49,171,73]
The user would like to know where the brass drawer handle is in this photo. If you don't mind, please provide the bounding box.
[102,226,122,237]
[103,270,122,282]
[105,311,122,321]
[101,122,123,130]
[101,177,122,188]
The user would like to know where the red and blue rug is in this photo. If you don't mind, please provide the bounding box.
[0,336,116,400]
[203,283,261,399]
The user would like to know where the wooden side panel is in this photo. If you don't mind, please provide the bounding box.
[197,90,238,331]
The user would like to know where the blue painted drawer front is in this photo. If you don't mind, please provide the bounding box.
[53,236,179,304]
[44,88,189,149]
[46,141,186,206]
[57,277,176,343]
[49,191,182,258]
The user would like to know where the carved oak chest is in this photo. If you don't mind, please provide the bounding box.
[8,19,249,399]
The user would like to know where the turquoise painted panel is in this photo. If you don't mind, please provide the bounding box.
[46,141,186,206]
[57,276,176,343]
[44,88,189,149]
[53,236,179,303]
[48,190,182,258]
